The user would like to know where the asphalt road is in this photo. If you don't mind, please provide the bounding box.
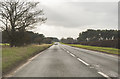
[10,43,118,78]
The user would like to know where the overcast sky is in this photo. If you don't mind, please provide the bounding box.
[31,0,118,39]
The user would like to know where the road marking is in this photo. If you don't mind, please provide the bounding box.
[70,53,75,57]
[14,53,41,72]
[67,51,70,53]
[14,61,30,73]
[5,52,42,77]
[77,58,89,66]
[98,72,112,79]
[62,48,66,51]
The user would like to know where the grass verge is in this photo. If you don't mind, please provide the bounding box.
[63,43,119,55]
[2,44,52,75]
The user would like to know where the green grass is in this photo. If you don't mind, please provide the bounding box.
[0,43,10,46]
[2,44,52,74]
[63,43,119,55]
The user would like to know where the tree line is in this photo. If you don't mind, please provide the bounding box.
[0,0,60,47]
[61,29,119,43]
[61,29,119,48]
[61,37,77,44]
[77,29,119,42]
[1,30,59,46]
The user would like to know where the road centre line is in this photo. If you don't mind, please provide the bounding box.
[62,48,90,66]
[98,72,112,79]
[77,58,89,66]
[61,46,112,78]
[67,51,70,53]
[70,53,75,57]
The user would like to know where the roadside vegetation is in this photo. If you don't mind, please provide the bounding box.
[0,1,58,75]
[0,43,10,46]
[63,43,119,55]
[61,29,119,49]
[2,44,52,74]
[60,29,119,55]
[0,1,47,47]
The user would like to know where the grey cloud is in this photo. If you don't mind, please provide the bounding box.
[41,2,117,28]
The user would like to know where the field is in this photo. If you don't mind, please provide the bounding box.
[2,44,52,74]
[64,43,119,55]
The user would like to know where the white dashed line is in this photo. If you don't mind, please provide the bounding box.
[77,58,89,66]
[64,49,89,66]
[67,51,70,53]
[70,53,75,57]
[61,47,112,79]
[98,72,112,79]
[62,48,66,51]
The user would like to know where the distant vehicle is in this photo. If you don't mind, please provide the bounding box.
[54,42,58,45]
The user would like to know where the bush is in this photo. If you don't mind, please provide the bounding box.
[78,39,119,49]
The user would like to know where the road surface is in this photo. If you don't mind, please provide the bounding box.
[8,43,118,78]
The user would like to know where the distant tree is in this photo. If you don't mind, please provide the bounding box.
[61,37,75,44]
[34,34,44,44]
[2,30,45,45]
[0,0,47,47]
[0,31,1,43]
[2,30,9,43]
[66,37,74,44]
[43,37,52,44]
[42,37,59,44]
[51,37,59,42]
[77,29,119,43]
[118,30,120,39]
[60,38,66,43]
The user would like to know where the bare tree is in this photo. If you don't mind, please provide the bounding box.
[0,0,47,47]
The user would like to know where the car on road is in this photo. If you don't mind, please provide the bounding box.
[54,42,58,45]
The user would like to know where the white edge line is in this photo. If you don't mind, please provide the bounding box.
[7,52,42,77]
[98,72,111,79]
[70,53,75,57]
[17,53,40,70]
[77,58,89,66]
